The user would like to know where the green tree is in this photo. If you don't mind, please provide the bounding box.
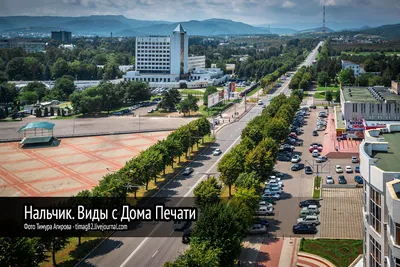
[51,58,70,79]
[235,171,260,190]
[193,177,221,209]
[244,143,274,181]
[19,91,38,104]
[0,237,48,267]
[299,79,309,90]
[335,91,340,102]
[263,117,290,143]
[123,81,151,103]
[178,98,190,116]
[54,76,76,100]
[24,81,49,101]
[338,68,355,85]
[325,91,333,102]
[317,71,330,86]
[0,71,8,83]
[217,147,244,197]
[159,88,181,112]
[40,237,69,266]
[203,86,218,107]
[0,108,5,119]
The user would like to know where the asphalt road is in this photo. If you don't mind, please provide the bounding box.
[77,42,323,267]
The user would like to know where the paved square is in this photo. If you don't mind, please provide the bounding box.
[0,131,172,196]
[319,187,363,239]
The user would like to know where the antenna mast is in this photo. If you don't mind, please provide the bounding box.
[322,5,326,35]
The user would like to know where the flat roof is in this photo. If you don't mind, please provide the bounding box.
[342,86,400,103]
[387,180,400,200]
[372,132,400,172]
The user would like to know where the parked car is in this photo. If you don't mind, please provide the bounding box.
[312,150,320,157]
[299,199,321,208]
[305,166,313,174]
[264,187,283,194]
[310,105,317,109]
[293,224,318,234]
[354,175,363,184]
[260,196,276,204]
[213,149,222,156]
[297,215,320,226]
[317,145,323,152]
[312,130,318,136]
[338,175,347,184]
[345,166,353,173]
[304,205,320,214]
[355,165,360,173]
[259,202,274,208]
[248,224,267,234]
[278,154,291,162]
[299,209,317,218]
[257,206,274,216]
[292,163,305,171]
[310,143,322,147]
[288,132,297,138]
[182,167,194,176]
[316,156,328,163]
[326,175,334,184]
[258,100,264,105]
[147,109,154,113]
[291,155,301,163]
[254,217,269,227]
[309,145,318,153]
[335,165,343,173]
[262,192,281,200]
[352,156,359,163]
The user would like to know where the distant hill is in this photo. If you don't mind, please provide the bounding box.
[0,16,271,36]
[357,23,400,39]
[256,27,298,35]
[296,27,335,34]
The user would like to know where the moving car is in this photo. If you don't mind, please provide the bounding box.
[248,224,267,234]
[326,175,334,184]
[338,175,347,184]
[173,220,188,230]
[291,163,305,171]
[213,149,222,156]
[257,206,274,216]
[305,166,313,174]
[312,130,318,136]
[299,199,321,208]
[293,224,318,234]
[355,165,360,173]
[354,175,363,184]
[182,229,192,244]
[310,105,317,109]
[297,215,320,226]
[335,165,343,173]
[352,156,359,163]
[182,167,194,176]
[258,100,264,105]
[345,166,353,173]
[291,155,301,163]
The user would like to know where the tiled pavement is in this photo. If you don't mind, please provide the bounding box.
[0,132,171,196]
[318,188,363,239]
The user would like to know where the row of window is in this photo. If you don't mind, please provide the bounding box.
[351,103,400,114]
[137,66,169,70]
[138,51,169,54]
[137,46,170,49]
[369,186,382,234]
[137,58,170,62]
[137,54,169,57]
[127,77,172,82]
[137,42,169,45]
[137,62,170,66]
[370,235,382,266]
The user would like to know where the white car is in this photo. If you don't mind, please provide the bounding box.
[297,215,320,226]
[335,165,343,173]
[262,192,281,200]
[248,224,267,234]
[266,179,283,187]
[259,201,274,208]
[352,156,359,163]
[213,149,222,156]
[345,166,353,173]
[257,206,274,216]
[264,187,283,194]
[258,100,263,105]
[291,155,301,163]
[326,175,334,184]
[312,150,320,157]
[316,156,328,163]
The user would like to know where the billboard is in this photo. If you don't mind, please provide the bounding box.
[347,120,364,130]
[229,82,236,92]
[208,92,221,108]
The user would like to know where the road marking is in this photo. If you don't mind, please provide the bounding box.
[118,130,244,267]
[151,251,158,258]
[116,243,122,249]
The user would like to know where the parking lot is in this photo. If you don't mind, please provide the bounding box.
[261,103,363,239]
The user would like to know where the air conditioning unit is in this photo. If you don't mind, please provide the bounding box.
[381,128,388,133]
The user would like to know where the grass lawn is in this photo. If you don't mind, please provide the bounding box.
[179,89,205,96]
[42,135,216,266]
[341,51,400,56]
[314,91,338,99]
[235,87,244,93]
[300,239,363,267]
[313,176,321,199]
[198,102,233,117]
[247,86,262,97]
[316,86,339,92]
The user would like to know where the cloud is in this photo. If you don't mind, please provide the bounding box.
[282,1,296,8]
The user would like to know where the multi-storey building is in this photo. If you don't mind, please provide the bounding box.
[124,24,227,88]
[342,60,365,77]
[51,31,72,43]
[0,40,45,53]
[360,124,400,267]
[340,86,400,122]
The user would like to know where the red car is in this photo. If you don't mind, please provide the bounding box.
[289,132,297,138]
[317,145,323,152]
[309,145,318,153]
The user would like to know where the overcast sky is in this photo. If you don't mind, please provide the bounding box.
[1,0,399,30]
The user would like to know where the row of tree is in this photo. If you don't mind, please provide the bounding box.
[289,66,315,90]
[165,91,304,266]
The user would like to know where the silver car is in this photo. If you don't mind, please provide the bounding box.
[326,175,334,184]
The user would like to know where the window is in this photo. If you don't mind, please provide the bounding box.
[361,103,366,114]
[353,103,358,113]
[369,235,382,267]
[396,257,400,267]
[369,187,381,234]
[396,223,400,246]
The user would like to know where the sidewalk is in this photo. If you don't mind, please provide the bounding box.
[213,100,255,132]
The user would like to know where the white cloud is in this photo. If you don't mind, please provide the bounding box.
[282,1,296,8]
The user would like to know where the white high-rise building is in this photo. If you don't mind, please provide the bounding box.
[170,24,189,75]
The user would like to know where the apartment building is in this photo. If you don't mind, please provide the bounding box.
[342,60,365,77]
[0,40,45,53]
[51,31,72,43]
[360,124,400,266]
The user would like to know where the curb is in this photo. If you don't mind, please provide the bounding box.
[297,252,336,267]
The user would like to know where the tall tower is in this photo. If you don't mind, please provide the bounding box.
[170,23,188,76]
[322,5,326,35]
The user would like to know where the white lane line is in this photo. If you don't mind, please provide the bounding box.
[118,133,243,267]
[151,251,158,258]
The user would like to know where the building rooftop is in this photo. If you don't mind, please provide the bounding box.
[173,23,186,33]
[372,132,400,172]
[387,180,400,199]
[342,86,400,103]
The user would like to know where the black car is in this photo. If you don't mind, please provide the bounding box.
[312,130,318,136]
[254,217,270,227]
[305,166,313,174]
[182,229,192,244]
[291,163,305,171]
[310,105,317,109]
[278,155,291,162]
[338,175,347,184]
[299,199,321,208]
[293,224,318,234]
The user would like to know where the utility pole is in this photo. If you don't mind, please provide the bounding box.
[322,5,326,35]
[234,102,237,121]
